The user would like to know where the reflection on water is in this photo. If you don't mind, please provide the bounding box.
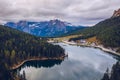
[19,43,119,80]
[15,60,63,71]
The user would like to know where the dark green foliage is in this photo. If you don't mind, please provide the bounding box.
[69,35,94,41]
[0,25,65,80]
[101,73,110,80]
[59,27,88,37]
[101,61,120,80]
[0,25,65,65]
[110,62,120,80]
[95,17,120,47]
[69,16,120,48]
[101,68,110,80]
[0,53,12,80]
[22,71,26,80]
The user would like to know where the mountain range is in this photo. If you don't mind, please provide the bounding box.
[1,7,120,80]
[5,19,86,37]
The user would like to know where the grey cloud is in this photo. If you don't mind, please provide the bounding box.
[0,0,120,25]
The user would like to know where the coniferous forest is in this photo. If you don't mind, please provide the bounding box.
[0,0,120,80]
[68,16,120,52]
[0,25,65,80]
[0,2,120,79]
[101,62,120,80]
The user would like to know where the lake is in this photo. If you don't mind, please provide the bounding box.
[19,43,119,80]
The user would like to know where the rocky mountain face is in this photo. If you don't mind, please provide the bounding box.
[112,8,120,18]
[5,19,86,37]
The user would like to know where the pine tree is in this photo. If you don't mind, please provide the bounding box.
[101,68,110,80]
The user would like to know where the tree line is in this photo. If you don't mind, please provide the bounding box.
[101,61,120,80]
[0,25,65,80]
[68,16,120,53]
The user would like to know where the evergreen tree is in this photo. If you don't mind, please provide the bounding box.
[101,68,110,80]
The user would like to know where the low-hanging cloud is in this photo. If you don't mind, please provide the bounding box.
[0,0,120,25]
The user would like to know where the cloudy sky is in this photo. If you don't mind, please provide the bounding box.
[0,0,120,26]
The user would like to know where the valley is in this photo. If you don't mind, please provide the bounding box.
[0,2,120,80]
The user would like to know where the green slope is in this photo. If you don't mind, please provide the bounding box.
[68,16,120,49]
[0,25,65,80]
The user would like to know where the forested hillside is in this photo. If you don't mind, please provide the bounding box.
[101,62,120,80]
[68,16,120,51]
[0,25,65,80]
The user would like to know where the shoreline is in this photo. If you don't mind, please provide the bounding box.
[62,41,120,57]
[11,55,67,70]
[11,41,120,70]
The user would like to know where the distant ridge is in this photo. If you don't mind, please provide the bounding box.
[5,19,86,37]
